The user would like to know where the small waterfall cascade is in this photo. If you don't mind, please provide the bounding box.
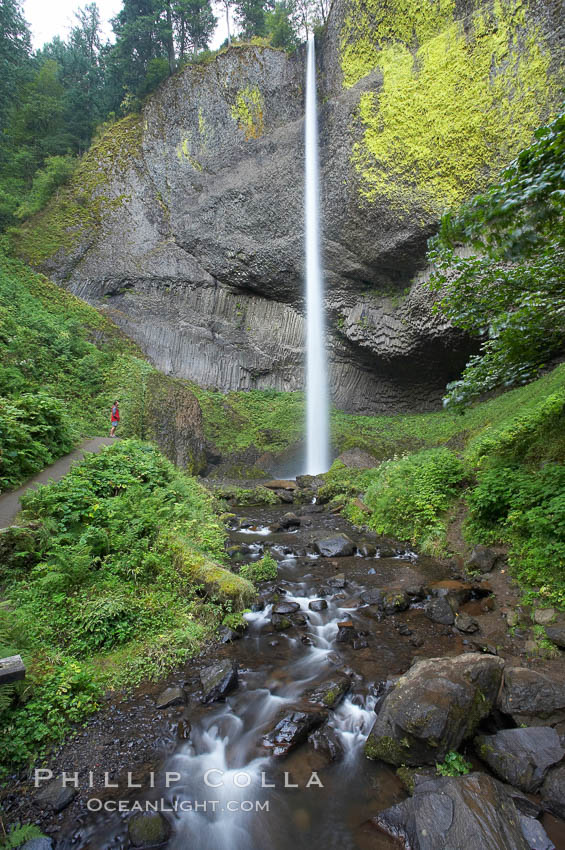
[304,36,329,475]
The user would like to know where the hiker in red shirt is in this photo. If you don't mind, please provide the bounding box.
[110,401,120,437]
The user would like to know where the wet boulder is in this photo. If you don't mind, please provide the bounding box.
[358,541,377,557]
[497,667,565,727]
[308,599,328,611]
[34,780,77,813]
[308,726,344,762]
[315,535,355,557]
[541,763,565,819]
[308,673,351,709]
[200,660,238,703]
[128,812,172,847]
[155,686,185,709]
[371,773,529,850]
[272,601,301,615]
[271,613,293,630]
[474,727,565,793]
[424,596,456,625]
[264,480,297,491]
[336,620,356,644]
[263,709,327,757]
[365,653,504,765]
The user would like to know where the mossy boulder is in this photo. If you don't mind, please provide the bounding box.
[128,812,171,847]
[365,653,504,765]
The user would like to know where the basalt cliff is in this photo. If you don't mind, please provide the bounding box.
[15,0,565,413]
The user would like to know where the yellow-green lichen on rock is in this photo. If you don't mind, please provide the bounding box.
[341,0,558,216]
[13,112,143,267]
[176,135,203,171]
[230,86,265,140]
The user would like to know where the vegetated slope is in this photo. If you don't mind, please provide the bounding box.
[322,362,565,608]
[0,248,206,492]
[0,439,257,776]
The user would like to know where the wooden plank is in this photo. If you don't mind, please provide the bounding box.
[0,655,26,684]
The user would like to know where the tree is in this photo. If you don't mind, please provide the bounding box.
[234,0,273,39]
[175,0,216,56]
[0,0,32,131]
[427,105,565,409]
[266,2,297,50]
[217,0,234,46]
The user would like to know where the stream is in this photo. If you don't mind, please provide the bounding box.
[51,499,473,849]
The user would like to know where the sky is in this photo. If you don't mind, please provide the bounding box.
[23,0,233,52]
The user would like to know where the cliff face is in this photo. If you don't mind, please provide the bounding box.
[15,0,564,413]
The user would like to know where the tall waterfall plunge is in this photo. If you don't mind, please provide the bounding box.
[304,36,329,476]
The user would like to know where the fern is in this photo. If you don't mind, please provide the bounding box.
[0,607,19,716]
[1,823,45,849]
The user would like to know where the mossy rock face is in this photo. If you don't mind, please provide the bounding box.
[13,17,564,415]
[365,653,504,766]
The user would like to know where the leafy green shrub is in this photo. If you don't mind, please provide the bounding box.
[15,155,76,220]
[0,440,238,774]
[466,464,565,607]
[436,751,472,777]
[428,106,565,408]
[364,449,466,554]
[240,553,278,583]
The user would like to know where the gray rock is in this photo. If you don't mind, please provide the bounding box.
[534,608,556,626]
[35,780,77,813]
[272,601,300,614]
[519,815,555,850]
[357,541,377,557]
[425,596,456,625]
[308,673,351,709]
[315,536,355,557]
[155,686,185,709]
[219,626,242,643]
[466,545,499,573]
[372,773,529,850]
[545,624,565,649]
[382,589,410,615]
[335,448,378,468]
[336,620,356,644]
[309,726,345,762]
[128,812,172,847]
[280,512,301,528]
[497,667,565,726]
[365,653,504,765]
[271,613,292,630]
[475,727,565,792]
[541,763,565,819]
[308,599,328,611]
[455,614,480,634]
[360,588,383,606]
[263,709,326,757]
[200,660,238,703]
[21,840,54,850]
[327,572,347,588]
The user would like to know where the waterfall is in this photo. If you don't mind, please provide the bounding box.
[304,36,329,476]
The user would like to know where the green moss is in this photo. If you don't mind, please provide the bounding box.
[341,0,558,215]
[230,86,264,140]
[13,113,143,267]
[165,531,256,609]
[365,732,409,763]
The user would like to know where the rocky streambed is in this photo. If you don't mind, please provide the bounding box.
[6,497,565,850]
